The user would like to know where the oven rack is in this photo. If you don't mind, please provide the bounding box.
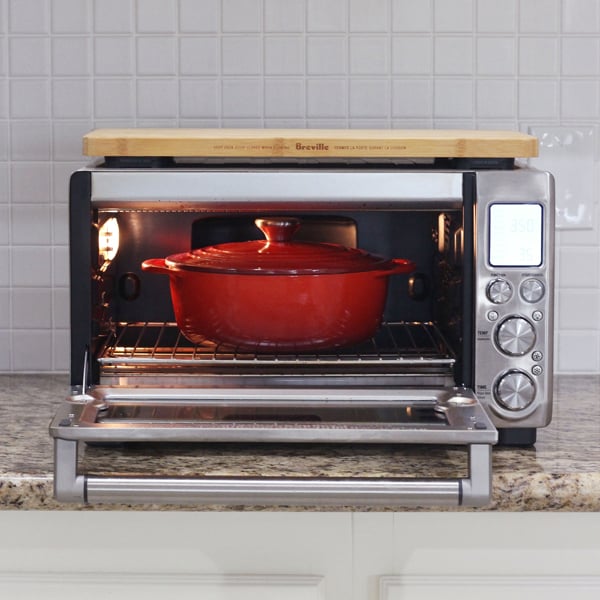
[97,320,456,369]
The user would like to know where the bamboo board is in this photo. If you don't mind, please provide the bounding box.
[83,128,538,159]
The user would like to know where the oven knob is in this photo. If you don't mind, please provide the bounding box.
[520,278,545,303]
[487,278,512,304]
[494,370,536,411]
[495,316,536,356]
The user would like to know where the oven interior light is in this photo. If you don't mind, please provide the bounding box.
[99,217,120,264]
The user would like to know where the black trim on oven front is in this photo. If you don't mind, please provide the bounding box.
[69,170,94,389]
[460,172,476,388]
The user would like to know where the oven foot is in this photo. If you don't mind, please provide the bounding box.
[497,427,536,447]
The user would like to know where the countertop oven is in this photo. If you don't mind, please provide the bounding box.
[50,129,554,507]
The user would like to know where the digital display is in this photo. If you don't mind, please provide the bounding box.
[489,203,543,267]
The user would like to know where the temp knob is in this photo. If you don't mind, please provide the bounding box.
[487,279,512,304]
[494,370,536,411]
[495,316,536,356]
[520,278,545,303]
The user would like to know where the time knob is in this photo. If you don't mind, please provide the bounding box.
[494,370,536,411]
[486,279,512,304]
[495,316,536,356]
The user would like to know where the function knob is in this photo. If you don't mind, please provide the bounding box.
[495,316,536,356]
[494,370,536,411]
[486,279,512,304]
[520,278,545,303]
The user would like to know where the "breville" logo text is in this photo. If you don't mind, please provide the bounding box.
[296,142,329,151]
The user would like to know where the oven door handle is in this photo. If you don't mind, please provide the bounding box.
[53,440,492,507]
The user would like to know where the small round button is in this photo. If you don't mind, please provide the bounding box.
[487,279,512,304]
[532,365,543,376]
[488,310,499,321]
[531,350,543,361]
[520,278,545,303]
[532,310,543,322]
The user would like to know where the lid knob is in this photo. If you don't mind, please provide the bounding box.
[255,217,301,243]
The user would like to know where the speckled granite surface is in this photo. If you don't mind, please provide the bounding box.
[1,374,599,511]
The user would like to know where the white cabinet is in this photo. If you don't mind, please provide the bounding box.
[1,512,600,599]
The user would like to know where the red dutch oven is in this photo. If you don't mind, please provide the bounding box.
[142,217,415,351]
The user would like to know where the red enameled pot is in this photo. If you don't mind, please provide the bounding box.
[141,217,415,351]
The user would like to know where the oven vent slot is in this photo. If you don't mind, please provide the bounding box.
[98,321,455,372]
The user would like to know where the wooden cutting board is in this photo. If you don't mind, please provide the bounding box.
[83,128,538,159]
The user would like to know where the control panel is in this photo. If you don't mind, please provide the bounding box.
[474,170,554,431]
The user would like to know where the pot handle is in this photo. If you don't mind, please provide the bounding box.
[141,258,169,274]
[382,258,416,276]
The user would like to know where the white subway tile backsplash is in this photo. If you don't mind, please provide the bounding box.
[434,79,474,118]
[11,205,51,246]
[562,38,600,77]
[265,37,304,75]
[559,290,600,330]
[52,80,92,119]
[52,37,91,76]
[179,79,219,118]
[349,37,389,75]
[9,37,50,76]
[11,247,52,287]
[0,0,599,372]
[307,78,347,117]
[434,37,473,75]
[12,288,52,328]
[434,0,473,32]
[307,0,347,33]
[306,36,347,75]
[51,0,91,33]
[137,79,178,118]
[94,79,135,118]
[9,79,50,118]
[136,0,176,33]
[559,247,600,289]
[392,78,433,117]
[264,79,305,118]
[12,330,53,371]
[350,0,389,32]
[136,37,177,76]
[392,0,432,32]
[94,37,134,76]
[9,0,48,33]
[519,0,559,33]
[179,37,219,76]
[10,121,51,161]
[222,36,262,75]
[349,79,389,118]
[519,38,559,77]
[476,80,516,118]
[557,332,599,372]
[179,0,220,33]
[222,0,262,33]
[11,163,51,204]
[562,0,600,33]
[476,0,516,32]
[94,0,133,33]
[561,81,599,119]
[518,80,558,119]
[265,0,305,33]
[0,290,9,328]
[476,38,515,76]
[52,206,68,246]
[222,79,262,117]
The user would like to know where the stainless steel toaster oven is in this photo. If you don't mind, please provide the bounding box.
[50,129,554,507]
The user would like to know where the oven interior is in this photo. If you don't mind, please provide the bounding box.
[85,205,471,394]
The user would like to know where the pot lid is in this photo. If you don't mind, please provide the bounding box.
[165,217,406,275]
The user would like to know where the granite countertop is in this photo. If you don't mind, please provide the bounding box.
[1,374,599,511]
